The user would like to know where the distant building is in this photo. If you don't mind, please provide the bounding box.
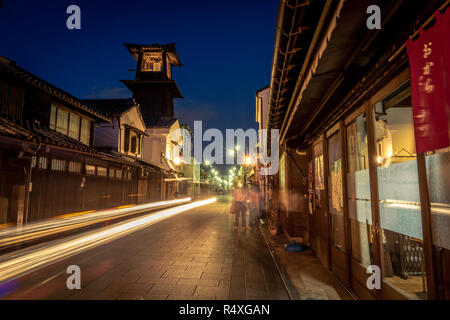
[85,98,147,160]
[256,86,270,132]
[255,85,270,219]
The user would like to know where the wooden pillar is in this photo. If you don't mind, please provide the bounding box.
[340,120,352,287]
[365,101,383,299]
[416,153,438,299]
[11,185,25,226]
[23,158,32,224]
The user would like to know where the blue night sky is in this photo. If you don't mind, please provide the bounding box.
[0,0,277,133]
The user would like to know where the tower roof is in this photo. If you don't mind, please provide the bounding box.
[82,98,135,116]
[124,43,183,67]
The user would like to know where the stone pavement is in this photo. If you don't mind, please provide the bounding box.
[1,198,289,300]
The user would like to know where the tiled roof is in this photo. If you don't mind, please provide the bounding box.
[0,117,34,141]
[82,98,135,116]
[147,117,177,128]
[0,116,169,171]
[0,55,110,122]
[29,121,99,153]
[0,116,98,154]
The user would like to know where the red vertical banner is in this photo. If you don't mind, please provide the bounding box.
[406,10,450,153]
[441,8,450,130]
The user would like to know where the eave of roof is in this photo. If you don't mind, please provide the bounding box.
[82,98,135,117]
[146,117,178,129]
[256,85,270,95]
[267,0,326,135]
[124,43,183,67]
[120,80,183,99]
[281,0,428,143]
[123,123,148,136]
[0,116,165,171]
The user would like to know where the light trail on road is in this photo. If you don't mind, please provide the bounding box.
[0,198,192,249]
[0,198,216,283]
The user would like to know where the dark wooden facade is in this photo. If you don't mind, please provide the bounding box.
[0,55,171,225]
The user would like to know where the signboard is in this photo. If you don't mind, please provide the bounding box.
[406,10,450,153]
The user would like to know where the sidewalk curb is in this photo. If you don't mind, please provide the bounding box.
[257,224,301,300]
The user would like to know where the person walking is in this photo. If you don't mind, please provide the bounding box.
[232,184,248,231]
[248,182,260,229]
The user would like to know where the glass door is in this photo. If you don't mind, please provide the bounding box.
[327,129,348,284]
[374,82,427,300]
[346,112,375,298]
[425,147,450,299]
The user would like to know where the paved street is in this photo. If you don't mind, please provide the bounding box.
[1,199,290,300]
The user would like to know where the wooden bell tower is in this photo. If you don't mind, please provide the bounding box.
[121,43,183,127]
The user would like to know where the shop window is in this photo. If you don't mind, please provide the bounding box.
[127,171,132,180]
[68,161,81,173]
[85,164,96,175]
[51,159,67,172]
[97,166,107,177]
[109,168,115,178]
[115,169,122,179]
[425,147,450,298]
[425,147,450,251]
[374,82,426,299]
[346,113,373,268]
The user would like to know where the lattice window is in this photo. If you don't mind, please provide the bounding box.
[31,156,37,169]
[401,236,424,275]
[68,161,82,173]
[86,164,96,175]
[51,159,67,172]
[0,80,24,121]
[38,157,48,170]
[97,166,107,177]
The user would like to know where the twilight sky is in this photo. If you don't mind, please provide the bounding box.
[0,0,277,133]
